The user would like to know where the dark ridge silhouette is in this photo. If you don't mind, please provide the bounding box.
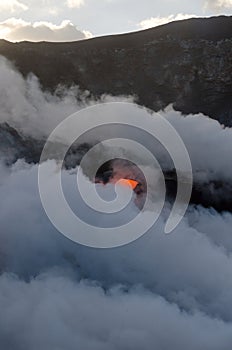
[0,16,231,125]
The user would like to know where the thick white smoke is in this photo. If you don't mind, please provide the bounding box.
[0,56,232,182]
[0,56,232,349]
[0,161,232,349]
[0,56,132,139]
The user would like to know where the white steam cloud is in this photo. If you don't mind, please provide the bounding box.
[0,57,232,349]
[0,57,231,182]
[0,161,232,349]
[0,56,128,138]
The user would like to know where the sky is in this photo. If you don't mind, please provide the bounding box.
[0,0,231,42]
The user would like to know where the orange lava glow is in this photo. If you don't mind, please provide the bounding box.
[118,178,139,190]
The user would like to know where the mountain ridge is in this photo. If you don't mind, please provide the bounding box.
[1,15,231,46]
[0,16,231,125]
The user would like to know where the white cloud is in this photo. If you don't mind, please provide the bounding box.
[204,0,232,10]
[65,0,84,8]
[0,18,92,42]
[0,0,28,12]
[138,13,198,30]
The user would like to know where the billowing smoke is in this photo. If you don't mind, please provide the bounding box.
[0,57,232,349]
[0,56,132,138]
[1,56,232,183]
[1,161,232,349]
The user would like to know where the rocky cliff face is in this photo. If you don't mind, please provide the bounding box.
[0,123,43,165]
[0,16,231,125]
[0,16,232,212]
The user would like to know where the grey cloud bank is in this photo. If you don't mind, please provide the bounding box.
[0,56,232,349]
[1,162,232,349]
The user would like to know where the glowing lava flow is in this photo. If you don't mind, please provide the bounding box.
[118,179,139,190]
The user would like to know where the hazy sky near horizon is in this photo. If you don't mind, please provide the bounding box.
[0,0,231,41]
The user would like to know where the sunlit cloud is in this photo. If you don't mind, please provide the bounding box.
[138,13,198,30]
[0,0,28,13]
[65,0,85,9]
[0,18,92,42]
[204,0,232,10]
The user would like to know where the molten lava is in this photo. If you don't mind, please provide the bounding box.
[118,178,139,190]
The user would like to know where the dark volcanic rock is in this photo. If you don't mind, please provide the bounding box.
[0,122,43,164]
[0,122,93,168]
[0,16,231,125]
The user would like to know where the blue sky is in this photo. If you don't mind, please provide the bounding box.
[0,0,231,41]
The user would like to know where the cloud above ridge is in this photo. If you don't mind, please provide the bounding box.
[0,18,92,42]
[138,13,198,29]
